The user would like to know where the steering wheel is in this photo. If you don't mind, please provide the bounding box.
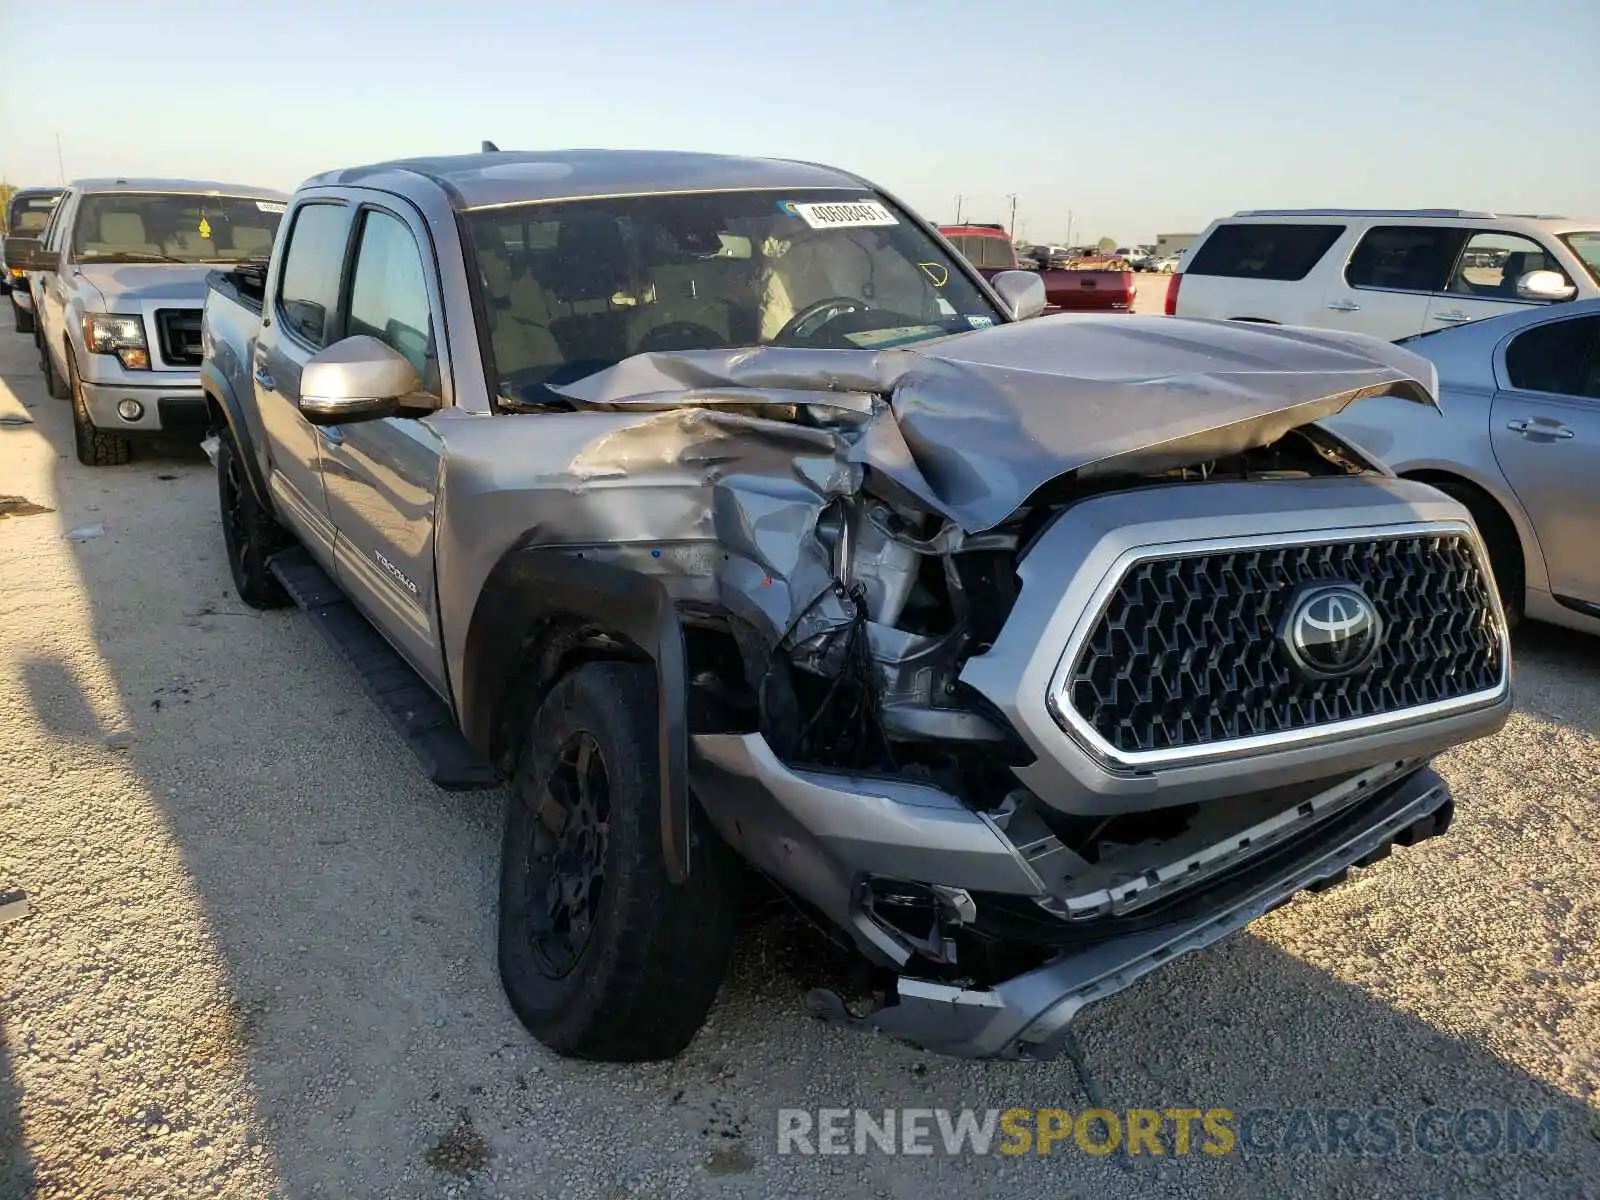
[773,296,870,344]
[634,321,725,354]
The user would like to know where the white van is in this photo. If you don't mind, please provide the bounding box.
[1167,209,1600,341]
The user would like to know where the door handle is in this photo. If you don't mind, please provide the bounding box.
[1507,419,1575,439]
[1325,299,1360,312]
[1432,310,1472,323]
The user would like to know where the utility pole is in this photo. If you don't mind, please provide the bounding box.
[1066,209,1075,247]
[1006,193,1018,239]
[954,193,965,224]
[55,134,65,185]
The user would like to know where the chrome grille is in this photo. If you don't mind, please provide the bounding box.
[1064,532,1504,756]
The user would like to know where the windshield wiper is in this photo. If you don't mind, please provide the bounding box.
[79,250,183,263]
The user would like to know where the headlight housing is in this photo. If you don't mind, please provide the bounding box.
[83,313,150,370]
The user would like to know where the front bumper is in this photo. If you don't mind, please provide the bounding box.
[79,380,208,438]
[833,766,1454,1060]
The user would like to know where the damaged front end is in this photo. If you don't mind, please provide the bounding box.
[489,315,1511,1059]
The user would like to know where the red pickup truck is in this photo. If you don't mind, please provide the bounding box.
[939,224,1136,313]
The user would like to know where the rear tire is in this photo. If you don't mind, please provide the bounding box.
[217,424,290,608]
[498,661,738,1061]
[43,338,69,399]
[67,349,131,466]
[1432,479,1523,630]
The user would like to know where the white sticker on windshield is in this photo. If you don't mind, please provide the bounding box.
[785,200,898,230]
[255,201,286,214]
[967,315,995,329]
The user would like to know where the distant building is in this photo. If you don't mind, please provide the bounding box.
[1155,232,1198,257]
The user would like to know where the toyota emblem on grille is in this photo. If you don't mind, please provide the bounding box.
[1281,582,1383,678]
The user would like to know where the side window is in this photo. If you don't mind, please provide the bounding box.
[1184,223,1344,281]
[1505,317,1600,398]
[1448,232,1573,300]
[42,195,73,252]
[347,209,436,388]
[1345,226,1466,293]
[277,202,349,347]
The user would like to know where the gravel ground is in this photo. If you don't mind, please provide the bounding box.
[2,323,1598,1200]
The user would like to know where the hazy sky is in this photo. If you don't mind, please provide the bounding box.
[2,0,1595,243]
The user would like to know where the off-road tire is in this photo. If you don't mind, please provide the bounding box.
[498,661,739,1061]
[67,349,131,466]
[12,298,32,334]
[43,338,69,399]
[217,424,290,608]
[1433,479,1523,631]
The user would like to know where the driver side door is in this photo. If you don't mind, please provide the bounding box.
[319,201,449,692]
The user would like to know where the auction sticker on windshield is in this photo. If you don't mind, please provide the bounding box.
[784,200,899,229]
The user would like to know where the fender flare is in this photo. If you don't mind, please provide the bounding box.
[200,360,274,511]
[460,549,691,883]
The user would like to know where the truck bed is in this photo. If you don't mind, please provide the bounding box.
[205,264,267,316]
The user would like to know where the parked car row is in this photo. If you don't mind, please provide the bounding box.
[938,224,1137,311]
[0,151,1546,1070]
[2,187,64,331]
[4,178,288,464]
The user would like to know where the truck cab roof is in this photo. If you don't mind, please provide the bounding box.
[298,149,871,212]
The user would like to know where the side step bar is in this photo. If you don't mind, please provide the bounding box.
[268,547,499,792]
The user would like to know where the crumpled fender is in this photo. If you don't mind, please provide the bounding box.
[459,547,692,883]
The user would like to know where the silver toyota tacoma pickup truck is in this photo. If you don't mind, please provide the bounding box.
[200,149,1511,1063]
[3,177,286,465]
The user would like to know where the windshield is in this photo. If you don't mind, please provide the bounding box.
[70,193,285,264]
[1560,232,1600,286]
[465,188,1003,406]
[6,192,61,236]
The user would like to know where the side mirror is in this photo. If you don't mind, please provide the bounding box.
[1516,269,1577,302]
[3,236,55,273]
[990,269,1048,320]
[299,336,422,426]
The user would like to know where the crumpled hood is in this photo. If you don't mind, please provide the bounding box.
[73,263,213,308]
[553,314,1438,532]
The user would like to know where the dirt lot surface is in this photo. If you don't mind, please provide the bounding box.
[2,322,1597,1199]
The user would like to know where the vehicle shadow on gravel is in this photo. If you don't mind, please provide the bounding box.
[9,338,1597,1198]
[1,1037,34,1200]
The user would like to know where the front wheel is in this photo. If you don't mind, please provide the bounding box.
[498,661,739,1061]
[67,350,131,466]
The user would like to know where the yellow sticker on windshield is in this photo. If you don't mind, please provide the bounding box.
[918,262,949,288]
[198,216,212,239]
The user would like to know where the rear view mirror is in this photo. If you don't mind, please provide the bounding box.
[990,270,1048,320]
[299,335,422,426]
[1516,269,1577,302]
[3,236,55,273]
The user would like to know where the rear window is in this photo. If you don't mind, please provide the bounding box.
[949,235,1015,270]
[1345,226,1468,293]
[1185,223,1344,281]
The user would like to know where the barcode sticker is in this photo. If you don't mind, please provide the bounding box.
[786,200,898,230]
[256,201,286,214]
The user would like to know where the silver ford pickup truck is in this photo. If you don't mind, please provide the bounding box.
[200,149,1511,1063]
[4,177,286,464]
